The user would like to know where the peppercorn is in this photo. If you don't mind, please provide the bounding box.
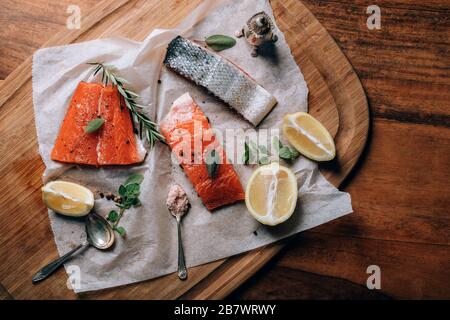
[105,192,114,200]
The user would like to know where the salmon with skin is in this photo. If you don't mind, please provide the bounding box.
[51,82,145,166]
[160,92,245,211]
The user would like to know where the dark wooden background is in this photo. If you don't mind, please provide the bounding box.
[0,0,449,299]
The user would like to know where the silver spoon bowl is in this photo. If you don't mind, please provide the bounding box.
[32,212,115,283]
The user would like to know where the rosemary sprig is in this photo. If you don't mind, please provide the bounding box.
[87,62,164,147]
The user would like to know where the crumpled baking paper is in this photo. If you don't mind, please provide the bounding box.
[32,0,352,292]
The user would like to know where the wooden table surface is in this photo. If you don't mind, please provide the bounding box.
[0,0,449,299]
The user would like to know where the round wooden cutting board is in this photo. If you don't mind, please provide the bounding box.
[0,0,368,299]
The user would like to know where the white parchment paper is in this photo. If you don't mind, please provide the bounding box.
[32,0,352,293]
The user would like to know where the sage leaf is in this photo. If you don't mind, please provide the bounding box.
[206,149,220,179]
[205,35,236,51]
[84,118,104,133]
[125,173,144,186]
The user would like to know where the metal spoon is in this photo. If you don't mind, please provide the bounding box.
[167,184,190,280]
[32,212,115,283]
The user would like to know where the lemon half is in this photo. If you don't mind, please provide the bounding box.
[282,112,336,161]
[42,181,94,217]
[245,163,298,226]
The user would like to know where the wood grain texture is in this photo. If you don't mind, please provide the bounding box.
[1,0,448,299]
[0,0,367,299]
[229,0,450,299]
[0,0,91,79]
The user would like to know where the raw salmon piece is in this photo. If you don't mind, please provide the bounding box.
[51,82,102,165]
[164,36,277,126]
[51,82,145,166]
[97,86,145,165]
[160,93,245,211]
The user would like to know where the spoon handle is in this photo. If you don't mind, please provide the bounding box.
[176,217,187,280]
[32,241,89,283]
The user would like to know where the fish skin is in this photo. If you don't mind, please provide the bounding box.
[160,93,245,211]
[164,36,277,126]
[51,82,145,166]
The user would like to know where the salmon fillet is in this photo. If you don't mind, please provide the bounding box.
[51,82,145,166]
[97,86,144,165]
[51,82,102,165]
[160,92,245,211]
[164,36,277,126]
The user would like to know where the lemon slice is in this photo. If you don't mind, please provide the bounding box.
[282,112,336,161]
[245,162,298,226]
[42,181,94,217]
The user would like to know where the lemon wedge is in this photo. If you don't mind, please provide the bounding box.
[245,162,298,226]
[42,181,94,217]
[282,112,336,161]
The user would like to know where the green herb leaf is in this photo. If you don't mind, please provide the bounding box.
[118,185,127,197]
[206,149,220,179]
[132,198,141,207]
[258,156,270,165]
[272,137,283,151]
[125,183,140,197]
[289,147,300,159]
[242,142,250,165]
[84,118,105,133]
[258,144,268,155]
[279,146,293,160]
[114,226,126,237]
[205,35,236,51]
[107,210,119,222]
[87,62,164,147]
[249,141,259,151]
[125,173,144,186]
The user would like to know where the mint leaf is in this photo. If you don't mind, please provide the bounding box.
[115,226,126,237]
[123,197,134,209]
[289,147,300,159]
[118,185,127,197]
[125,183,140,197]
[279,146,293,160]
[125,173,144,186]
[107,210,119,222]
[258,156,270,165]
[132,198,141,207]
[84,118,105,133]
